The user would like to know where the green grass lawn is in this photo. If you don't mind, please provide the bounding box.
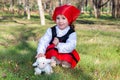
[0,12,120,80]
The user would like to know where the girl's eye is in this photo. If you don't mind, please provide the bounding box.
[56,17,60,19]
[56,17,65,20]
[62,17,65,19]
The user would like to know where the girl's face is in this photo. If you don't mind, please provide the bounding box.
[56,15,69,30]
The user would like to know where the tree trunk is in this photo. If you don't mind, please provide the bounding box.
[49,1,54,16]
[58,0,63,6]
[26,0,30,19]
[77,0,85,13]
[85,0,88,12]
[81,0,85,13]
[116,0,120,18]
[93,0,110,18]
[37,0,45,25]
[9,0,14,13]
[23,0,30,19]
[107,0,111,14]
[93,4,100,18]
[112,0,115,18]
[23,0,27,16]
[93,0,101,18]
[3,0,7,11]
[111,0,120,18]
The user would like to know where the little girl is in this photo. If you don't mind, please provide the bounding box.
[36,4,80,68]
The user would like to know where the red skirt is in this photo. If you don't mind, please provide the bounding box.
[45,44,80,68]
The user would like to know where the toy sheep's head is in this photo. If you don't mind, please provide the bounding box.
[33,57,51,69]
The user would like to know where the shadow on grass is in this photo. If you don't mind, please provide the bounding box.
[0,42,36,77]
[0,26,38,79]
[63,67,93,80]
[79,13,117,20]
[76,14,120,26]
[0,16,13,22]
[0,15,26,25]
[76,19,95,24]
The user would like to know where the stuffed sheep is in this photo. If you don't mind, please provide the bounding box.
[32,56,55,75]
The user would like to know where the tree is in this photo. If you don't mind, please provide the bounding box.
[37,0,45,25]
[92,0,110,18]
[58,0,63,6]
[111,0,120,18]
[23,0,31,19]
[9,0,14,13]
[77,0,85,13]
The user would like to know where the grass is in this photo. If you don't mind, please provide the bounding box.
[0,11,120,80]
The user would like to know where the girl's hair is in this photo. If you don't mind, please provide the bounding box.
[69,24,75,30]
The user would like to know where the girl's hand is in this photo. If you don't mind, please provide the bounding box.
[35,53,45,58]
[52,37,59,46]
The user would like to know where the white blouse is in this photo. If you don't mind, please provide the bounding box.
[37,25,77,54]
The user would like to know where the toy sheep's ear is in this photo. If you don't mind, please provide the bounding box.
[32,62,37,66]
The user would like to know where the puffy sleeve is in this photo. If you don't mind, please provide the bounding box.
[37,28,52,54]
[56,32,77,53]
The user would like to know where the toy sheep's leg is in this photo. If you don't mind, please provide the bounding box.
[34,67,42,75]
[45,66,53,74]
[46,70,53,75]
[50,67,53,73]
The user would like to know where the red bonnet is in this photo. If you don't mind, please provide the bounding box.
[52,5,80,24]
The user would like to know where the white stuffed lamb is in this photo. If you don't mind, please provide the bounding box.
[32,56,54,75]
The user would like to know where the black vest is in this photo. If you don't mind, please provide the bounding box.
[49,26,75,44]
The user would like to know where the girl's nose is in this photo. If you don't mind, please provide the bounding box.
[59,19,63,23]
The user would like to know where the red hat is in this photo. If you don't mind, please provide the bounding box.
[52,4,80,24]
